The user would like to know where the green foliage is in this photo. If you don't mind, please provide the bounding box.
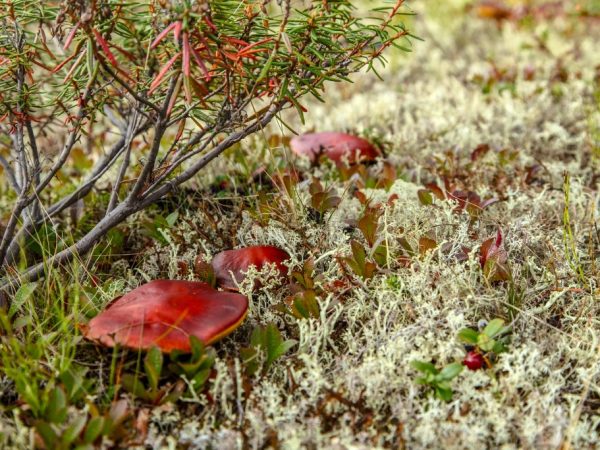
[168,336,216,396]
[241,323,297,376]
[8,281,37,318]
[458,319,510,356]
[286,258,322,320]
[121,337,215,403]
[34,399,132,450]
[342,239,377,280]
[142,211,180,245]
[309,178,341,223]
[0,0,412,284]
[411,361,464,402]
[121,346,183,405]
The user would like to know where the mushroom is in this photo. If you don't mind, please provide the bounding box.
[290,132,380,164]
[211,245,290,290]
[82,280,248,353]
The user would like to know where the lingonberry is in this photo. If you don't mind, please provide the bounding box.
[463,351,485,371]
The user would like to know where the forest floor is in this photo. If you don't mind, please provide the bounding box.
[1,1,599,449]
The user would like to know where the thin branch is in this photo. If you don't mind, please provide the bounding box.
[2,117,152,267]
[27,65,100,204]
[0,180,31,266]
[0,201,139,290]
[142,101,283,203]
[99,59,162,114]
[126,74,179,200]
[25,121,42,222]
[0,155,19,192]
[106,109,140,214]
[0,102,284,289]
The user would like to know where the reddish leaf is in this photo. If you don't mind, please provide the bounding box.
[204,16,218,32]
[474,1,513,20]
[419,237,437,255]
[82,280,248,352]
[182,33,191,77]
[211,246,290,290]
[480,229,511,282]
[290,132,380,164]
[191,45,211,81]
[149,53,180,94]
[63,23,80,50]
[173,21,182,44]
[150,22,178,49]
[470,144,490,162]
[93,29,119,68]
[424,183,446,200]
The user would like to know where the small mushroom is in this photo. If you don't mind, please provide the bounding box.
[211,245,290,290]
[82,280,248,352]
[290,132,380,164]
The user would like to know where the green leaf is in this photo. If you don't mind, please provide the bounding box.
[410,360,438,375]
[120,373,149,400]
[243,324,296,375]
[264,323,285,367]
[144,346,163,392]
[292,290,320,319]
[492,340,507,354]
[59,365,91,403]
[83,416,105,444]
[273,339,297,365]
[191,368,211,389]
[417,189,433,206]
[477,334,496,353]
[9,282,37,318]
[35,421,58,448]
[483,319,505,338]
[350,240,366,269]
[257,50,275,82]
[240,346,260,376]
[438,363,463,381]
[435,385,454,402]
[457,328,479,345]
[165,211,179,227]
[62,415,88,445]
[46,386,68,424]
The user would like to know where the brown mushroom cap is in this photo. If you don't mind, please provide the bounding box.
[290,132,380,164]
[212,245,290,289]
[82,280,248,353]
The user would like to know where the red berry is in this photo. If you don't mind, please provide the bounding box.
[463,351,485,371]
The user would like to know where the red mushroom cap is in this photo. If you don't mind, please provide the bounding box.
[82,280,248,353]
[212,245,290,289]
[290,132,380,164]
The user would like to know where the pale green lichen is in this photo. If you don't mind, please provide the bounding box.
[3,1,597,448]
[122,7,600,446]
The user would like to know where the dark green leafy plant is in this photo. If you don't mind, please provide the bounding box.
[168,335,216,396]
[241,323,297,376]
[457,318,510,357]
[341,240,377,280]
[142,211,180,245]
[411,361,464,402]
[121,346,184,405]
[35,399,132,450]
